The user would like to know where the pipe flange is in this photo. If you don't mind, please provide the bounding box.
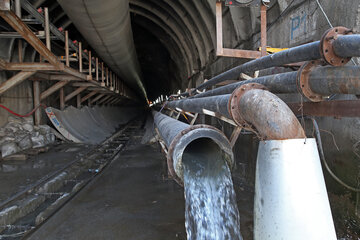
[228,83,267,127]
[297,60,324,102]
[167,124,233,186]
[320,26,353,66]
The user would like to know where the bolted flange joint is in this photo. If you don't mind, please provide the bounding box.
[296,60,325,102]
[228,83,267,127]
[320,26,353,66]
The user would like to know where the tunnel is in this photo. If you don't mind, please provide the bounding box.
[0,0,360,239]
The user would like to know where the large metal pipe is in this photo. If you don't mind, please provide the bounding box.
[167,84,305,140]
[152,111,234,184]
[180,30,360,97]
[192,71,298,99]
[57,0,147,99]
[308,65,360,95]
[332,35,360,58]
[192,65,360,100]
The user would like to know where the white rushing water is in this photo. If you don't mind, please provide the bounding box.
[182,139,243,240]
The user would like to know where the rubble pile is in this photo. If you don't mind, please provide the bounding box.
[0,116,56,158]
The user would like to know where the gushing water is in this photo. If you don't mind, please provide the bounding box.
[182,139,243,240]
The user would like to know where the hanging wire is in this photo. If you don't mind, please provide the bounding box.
[310,117,360,192]
[315,0,333,27]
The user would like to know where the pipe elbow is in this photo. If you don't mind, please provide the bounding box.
[229,83,305,140]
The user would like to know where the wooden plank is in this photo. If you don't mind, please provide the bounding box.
[221,48,261,59]
[0,71,35,95]
[64,86,87,102]
[6,62,60,71]
[40,81,69,100]
[90,93,105,104]
[216,1,223,55]
[81,90,98,103]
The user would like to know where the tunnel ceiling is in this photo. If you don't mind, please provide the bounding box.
[26,0,283,101]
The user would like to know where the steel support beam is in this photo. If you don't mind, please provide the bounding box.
[288,100,360,118]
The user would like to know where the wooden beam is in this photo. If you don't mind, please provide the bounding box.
[216,1,223,55]
[40,81,69,100]
[81,90,98,103]
[90,93,105,104]
[221,48,261,59]
[6,62,61,71]
[33,80,41,125]
[71,82,97,87]
[0,71,35,95]
[98,95,112,104]
[64,86,87,102]
[76,94,81,108]
[103,96,116,105]
[59,87,65,110]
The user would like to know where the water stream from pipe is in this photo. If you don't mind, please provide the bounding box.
[182,138,243,240]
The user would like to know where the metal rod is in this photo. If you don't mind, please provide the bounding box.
[260,4,267,57]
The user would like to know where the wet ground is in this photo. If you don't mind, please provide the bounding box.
[27,141,187,240]
[0,143,90,204]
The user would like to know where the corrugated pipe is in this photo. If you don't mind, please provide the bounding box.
[152,111,234,184]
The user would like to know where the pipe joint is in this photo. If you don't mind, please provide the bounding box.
[320,26,353,66]
[297,60,325,102]
[228,83,267,127]
[229,83,305,140]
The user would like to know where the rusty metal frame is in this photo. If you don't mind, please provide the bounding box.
[215,1,263,59]
[288,100,360,118]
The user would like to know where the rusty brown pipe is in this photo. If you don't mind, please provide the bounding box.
[166,83,305,140]
[229,83,305,140]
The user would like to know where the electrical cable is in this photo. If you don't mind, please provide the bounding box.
[0,104,47,118]
[310,117,360,192]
